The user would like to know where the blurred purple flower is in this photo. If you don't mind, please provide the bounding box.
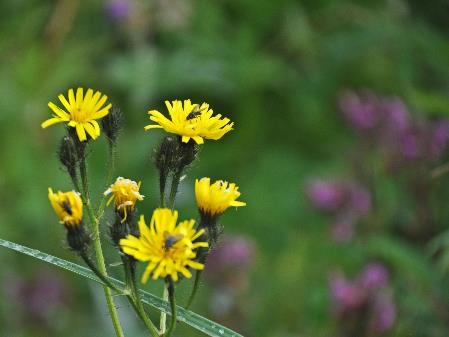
[306,180,345,212]
[339,90,380,130]
[399,128,423,160]
[348,184,372,216]
[360,263,389,291]
[330,274,366,310]
[306,178,372,243]
[106,0,131,21]
[382,98,410,133]
[205,235,255,285]
[3,269,71,325]
[329,264,395,334]
[430,120,449,158]
[373,293,396,333]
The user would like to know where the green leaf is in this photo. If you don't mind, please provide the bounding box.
[0,238,243,337]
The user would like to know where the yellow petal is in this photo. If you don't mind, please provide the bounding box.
[48,102,70,119]
[75,123,87,141]
[91,103,112,119]
[41,117,63,128]
[58,94,72,112]
[83,122,98,139]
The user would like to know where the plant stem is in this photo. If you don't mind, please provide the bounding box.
[159,169,167,208]
[158,167,184,334]
[123,257,160,337]
[80,252,122,293]
[79,153,125,337]
[165,280,177,337]
[185,269,202,309]
[168,168,183,209]
[96,142,116,220]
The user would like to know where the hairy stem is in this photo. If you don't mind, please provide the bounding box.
[168,168,183,210]
[165,280,177,337]
[96,142,117,220]
[185,269,202,310]
[80,252,122,293]
[159,169,167,208]
[123,257,160,337]
[79,153,125,337]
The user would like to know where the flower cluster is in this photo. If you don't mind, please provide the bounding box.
[330,263,395,335]
[43,88,246,336]
[339,89,449,165]
[306,179,371,242]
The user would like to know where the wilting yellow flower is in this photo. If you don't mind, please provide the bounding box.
[48,188,83,226]
[195,177,246,217]
[104,177,144,221]
[41,88,112,142]
[144,99,233,144]
[120,208,208,283]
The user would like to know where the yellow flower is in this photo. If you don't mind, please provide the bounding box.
[48,188,83,226]
[104,177,144,221]
[144,99,233,144]
[119,208,208,283]
[195,177,246,217]
[41,87,112,142]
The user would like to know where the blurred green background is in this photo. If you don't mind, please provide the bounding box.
[2,0,449,336]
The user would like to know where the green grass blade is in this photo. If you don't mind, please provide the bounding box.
[0,238,244,337]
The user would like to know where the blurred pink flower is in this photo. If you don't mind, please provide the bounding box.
[306,180,346,212]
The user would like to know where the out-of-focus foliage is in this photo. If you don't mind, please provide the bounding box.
[1,0,449,336]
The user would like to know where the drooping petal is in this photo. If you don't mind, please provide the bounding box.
[41,117,64,128]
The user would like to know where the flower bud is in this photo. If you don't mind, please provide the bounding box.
[101,106,123,144]
[48,188,89,252]
[66,225,90,252]
[154,136,179,174]
[104,177,144,222]
[110,209,138,246]
[195,177,246,244]
[176,139,199,169]
[58,136,78,179]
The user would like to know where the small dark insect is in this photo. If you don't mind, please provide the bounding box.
[61,200,73,215]
[163,231,183,250]
[186,104,206,120]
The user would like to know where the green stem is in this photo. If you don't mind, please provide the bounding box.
[96,142,116,220]
[123,257,160,337]
[159,169,167,208]
[80,252,122,293]
[79,154,125,337]
[160,156,185,332]
[168,168,183,209]
[185,269,202,310]
[165,280,177,337]
[70,174,82,193]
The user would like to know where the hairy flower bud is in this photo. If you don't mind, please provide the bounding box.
[58,136,78,179]
[101,106,123,144]
[154,136,179,173]
[66,225,90,252]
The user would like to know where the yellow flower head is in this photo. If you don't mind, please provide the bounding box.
[48,188,83,226]
[41,88,112,142]
[119,208,208,283]
[195,177,246,217]
[104,177,144,211]
[144,99,233,144]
